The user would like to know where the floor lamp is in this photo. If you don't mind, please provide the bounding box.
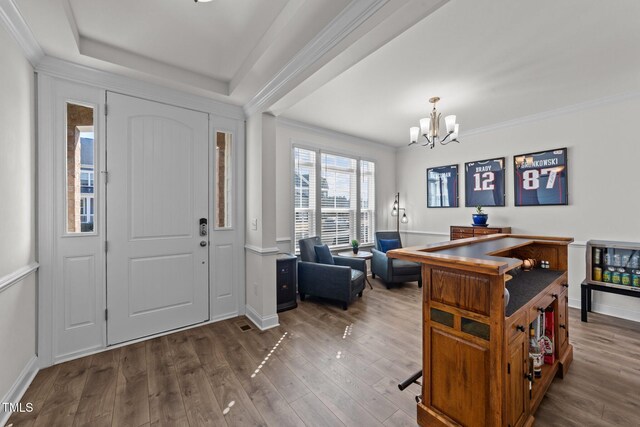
[391,192,408,233]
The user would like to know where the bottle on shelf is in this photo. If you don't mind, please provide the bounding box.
[529,326,543,378]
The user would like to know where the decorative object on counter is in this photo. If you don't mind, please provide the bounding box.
[351,239,359,254]
[472,205,488,226]
[514,147,568,206]
[390,192,408,232]
[408,96,460,149]
[465,157,506,207]
[522,258,537,271]
[426,164,459,208]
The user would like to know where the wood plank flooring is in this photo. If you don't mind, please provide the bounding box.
[8,277,640,426]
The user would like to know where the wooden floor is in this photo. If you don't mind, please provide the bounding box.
[8,278,640,427]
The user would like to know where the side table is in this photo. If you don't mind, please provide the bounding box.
[337,250,373,289]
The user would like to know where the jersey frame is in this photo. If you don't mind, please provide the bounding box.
[464,156,506,207]
[426,164,459,208]
[513,147,568,207]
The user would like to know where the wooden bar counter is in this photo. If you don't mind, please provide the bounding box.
[388,234,574,427]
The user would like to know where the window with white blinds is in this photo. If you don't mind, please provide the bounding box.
[294,148,317,247]
[293,147,375,252]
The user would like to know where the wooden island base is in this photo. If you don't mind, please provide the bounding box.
[389,234,574,427]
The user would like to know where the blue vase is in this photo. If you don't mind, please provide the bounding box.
[472,213,488,226]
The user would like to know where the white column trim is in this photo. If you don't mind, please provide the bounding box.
[245,305,280,331]
[0,262,39,294]
[244,244,280,255]
[0,0,44,66]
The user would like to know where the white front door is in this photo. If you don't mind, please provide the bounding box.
[106,92,209,345]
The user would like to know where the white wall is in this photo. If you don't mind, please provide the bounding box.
[275,119,398,253]
[397,95,640,321]
[0,23,37,405]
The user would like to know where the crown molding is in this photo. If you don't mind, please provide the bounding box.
[78,36,229,97]
[36,56,244,120]
[278,116,395,152]
[461,90,640,138]
[243,0,389,116]
[397,90,640,151]
[0,0,44,66]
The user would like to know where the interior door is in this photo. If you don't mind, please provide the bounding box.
[106,92,209,345]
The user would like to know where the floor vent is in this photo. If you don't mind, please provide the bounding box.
[239,323,252,332]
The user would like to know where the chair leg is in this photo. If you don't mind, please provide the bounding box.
[299,293,305,301]
[371,273,376,279]
[418,281,423,288]
[358,291,363,297]
[342,302,348,310]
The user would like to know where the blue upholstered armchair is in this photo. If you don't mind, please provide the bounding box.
[298,237,366,310]
[371,231,422,289]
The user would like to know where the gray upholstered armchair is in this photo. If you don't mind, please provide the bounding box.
[298,237,366,310]
[371,231,422,289]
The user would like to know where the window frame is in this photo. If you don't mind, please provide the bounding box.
[64,100,98,237]
[291,143,376,253]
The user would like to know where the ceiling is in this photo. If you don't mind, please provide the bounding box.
[13,0,447,108]
[69,0,289,82]
[280,0,640,146]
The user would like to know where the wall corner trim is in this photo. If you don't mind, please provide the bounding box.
[0,355,39,425]
[0,0,44,67]
[245,244,280,255]
[0,262,39,294]
[245,305,280,331]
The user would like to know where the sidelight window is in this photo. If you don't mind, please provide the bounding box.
[66,103,95,233]
[215,131,232,228]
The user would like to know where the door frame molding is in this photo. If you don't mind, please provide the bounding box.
[37,67,246,368]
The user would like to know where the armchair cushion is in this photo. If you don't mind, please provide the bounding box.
[351,269,364,282]
[379,239,401,253]
[392,259,421,275]
[314,244,335,265]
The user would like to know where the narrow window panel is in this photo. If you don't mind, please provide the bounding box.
[294,148,317,252]
[320,153,357,247]
[360,160,375,245]
[215,132,232,228]
[66,103,95,233]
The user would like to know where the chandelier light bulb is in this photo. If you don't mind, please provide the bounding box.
[409,97,460,148]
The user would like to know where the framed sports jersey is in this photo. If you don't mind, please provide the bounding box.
[514,148,568,206]
[465,157,506,207]
[427,164,459,208]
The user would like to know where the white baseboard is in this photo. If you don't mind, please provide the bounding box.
[245,305,279,331]
[1,355,39,426]
[568,297,640,323]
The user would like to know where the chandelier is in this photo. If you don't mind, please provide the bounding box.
[409,97,460,149]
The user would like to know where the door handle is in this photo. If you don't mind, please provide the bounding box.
[199,218,208,236]
[200,241,208,247]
